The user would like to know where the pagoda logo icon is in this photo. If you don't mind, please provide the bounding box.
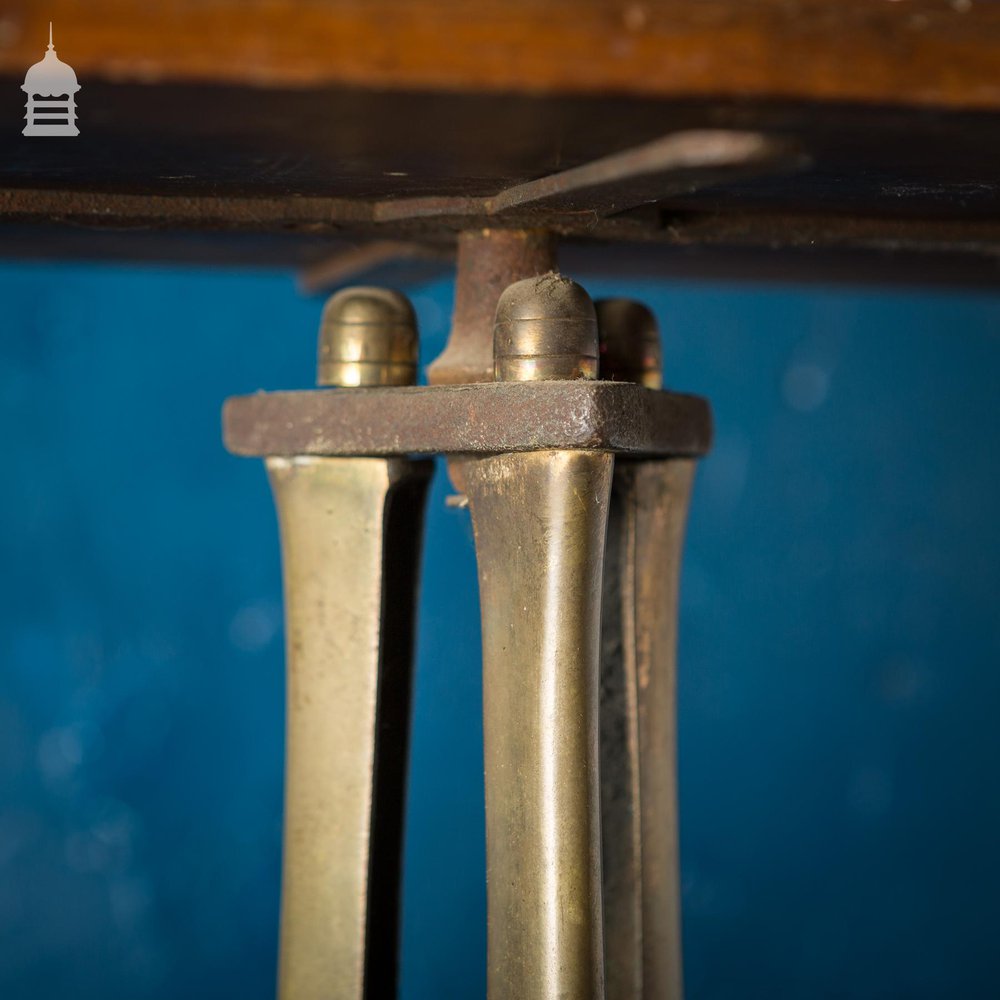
[22,23,80,137]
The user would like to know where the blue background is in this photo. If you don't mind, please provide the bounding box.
[0,262,998,998]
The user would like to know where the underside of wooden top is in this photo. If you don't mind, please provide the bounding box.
[0,1,997,286]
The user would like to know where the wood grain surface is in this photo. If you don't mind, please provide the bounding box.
[0,0,998,109]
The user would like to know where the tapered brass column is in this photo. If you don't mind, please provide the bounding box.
[465,274,611,1000]
[268,288,431,1000]
[597,300,694,1000]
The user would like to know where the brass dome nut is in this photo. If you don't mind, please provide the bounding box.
[595,298,662,390]
[317,287,419,388]
[493,273,599,382]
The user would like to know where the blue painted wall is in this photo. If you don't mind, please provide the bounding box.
[0,262,998,998]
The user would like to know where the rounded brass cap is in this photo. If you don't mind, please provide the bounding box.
[595,298,662,389]
[493,273,599,382]
[316,286,419,387]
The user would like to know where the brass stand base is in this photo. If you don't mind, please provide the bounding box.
[223,232,711,1000]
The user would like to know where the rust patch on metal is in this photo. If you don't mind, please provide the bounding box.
[222,381,713,459]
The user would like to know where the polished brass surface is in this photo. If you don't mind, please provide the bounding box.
[317,285,418,387]
[269,456,430,1000]
[266,285,429,1000]
[600,459,695,1000]
[595,299,662,390]
[464,272,609,999]
[466,449,613,1000]
[494,273,599,382]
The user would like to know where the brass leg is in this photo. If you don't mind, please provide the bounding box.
[466,449,613,1000]
[266,287,430,1000]
[596,298,696,1000]
[464,273,610,1000]
[600,459,695,1000]
[269,455,431,1000]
